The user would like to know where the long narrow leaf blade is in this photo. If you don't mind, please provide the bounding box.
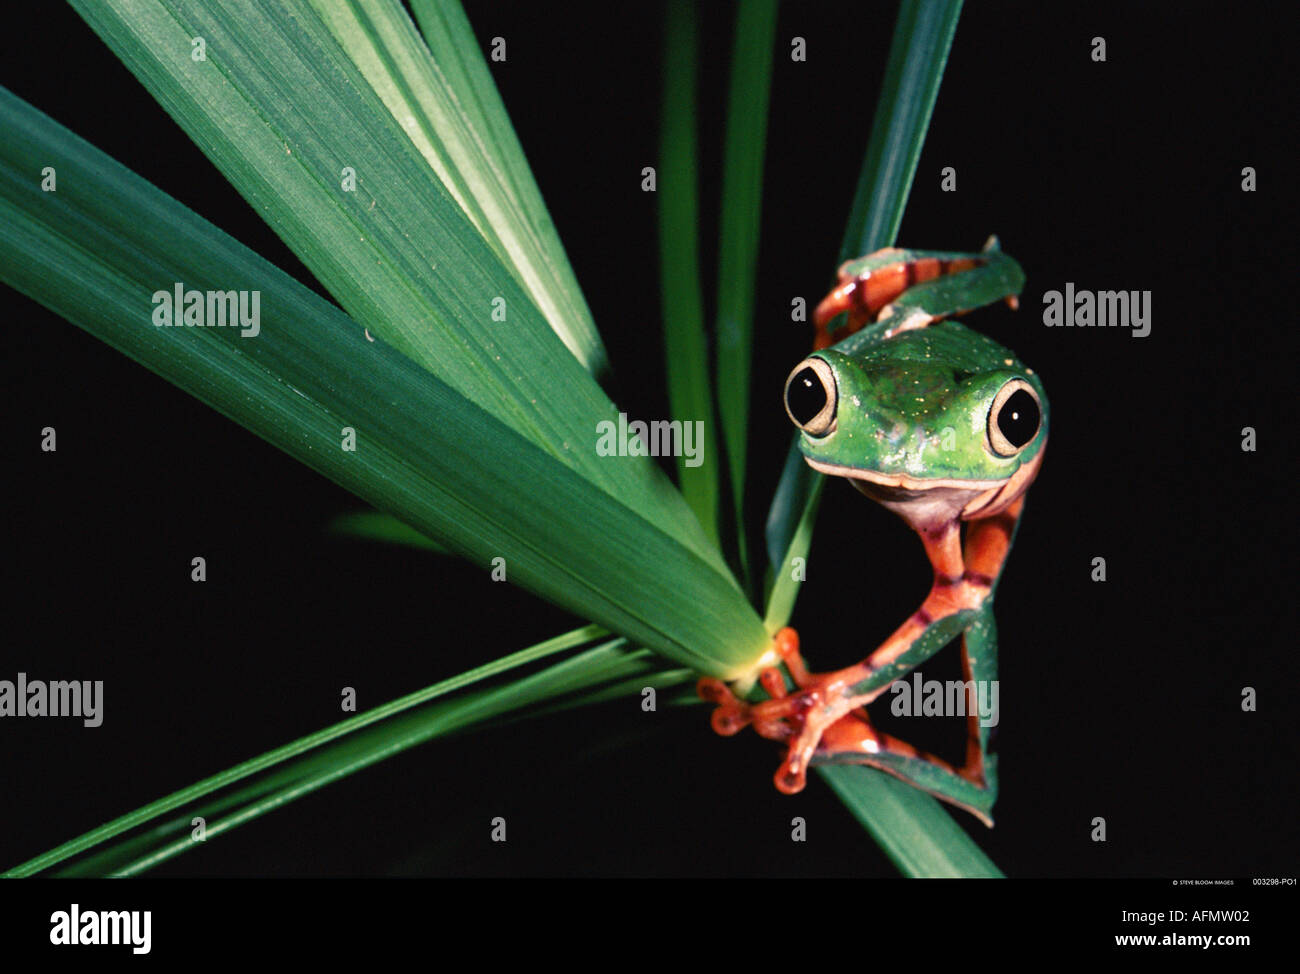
[819,766,1003,877]
[327,510,450,554]
[312,0,607,376]
[69,0,719,571]
[0,87,771,677]
[97,654,692,877]
[34,639,689,876]
[658,0,720,543]
[715,0,778,579]
[6,625,606,876]
[763,474,823,630]
[840,0,963,259]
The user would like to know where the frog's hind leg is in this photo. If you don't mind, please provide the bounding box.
[703,520,974,790]
[703,499,1025,800]
[721,620,1001,825]
[813,610,1000,827]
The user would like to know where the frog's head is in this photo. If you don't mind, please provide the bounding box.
[783,321,1048,523]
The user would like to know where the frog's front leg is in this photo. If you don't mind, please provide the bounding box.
[811,240,1024,350]
[700,499,1022,806]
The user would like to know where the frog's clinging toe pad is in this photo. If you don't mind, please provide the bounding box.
[758,667,787,698]
[774,759,808,794]
[696,677,731,705]
[772,626,812,687]
[697,678,751,736]
[710,706,751,736]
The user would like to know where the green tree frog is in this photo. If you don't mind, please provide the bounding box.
[699,238,1047,826]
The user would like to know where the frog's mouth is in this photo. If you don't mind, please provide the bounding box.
[805,457,1004,529]
[800,456,1005,492]
[802,445,1045,528]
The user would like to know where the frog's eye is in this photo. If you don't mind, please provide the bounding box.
[784,357,837,436]
[987,379,1041,456]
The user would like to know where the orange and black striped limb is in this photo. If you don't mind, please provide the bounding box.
[812,254,987,350]
[697,497,1028,796]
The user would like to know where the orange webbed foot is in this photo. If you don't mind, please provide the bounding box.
[697,627,811,739]
[700,628,861,793]
[697,666,796,740]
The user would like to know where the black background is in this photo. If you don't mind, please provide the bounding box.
[2,1,1295,878]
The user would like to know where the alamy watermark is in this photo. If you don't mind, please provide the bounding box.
[596,412,704,468]
[1042,283,1150,337]
[890,671,999,728]
[50,905,150,954]
[152,282,260,337]
[0,673,103,727]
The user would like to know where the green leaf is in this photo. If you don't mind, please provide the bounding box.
[316,0,607,377]
[763,473,823,631]
[819,766,1003,878]
[840,0,964,260]
[89,644,684,877]
[67,0,719,572]
[35,637,691,876]
[0,85,770,677]
[7,624,608,876]
[715,0,778,584]
[658,0,720,544]
[327,510,450,554]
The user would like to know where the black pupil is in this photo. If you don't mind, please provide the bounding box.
[786,367,828,427]
[996,389,1039,448]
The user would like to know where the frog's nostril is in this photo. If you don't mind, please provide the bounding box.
[784,358,837,435]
